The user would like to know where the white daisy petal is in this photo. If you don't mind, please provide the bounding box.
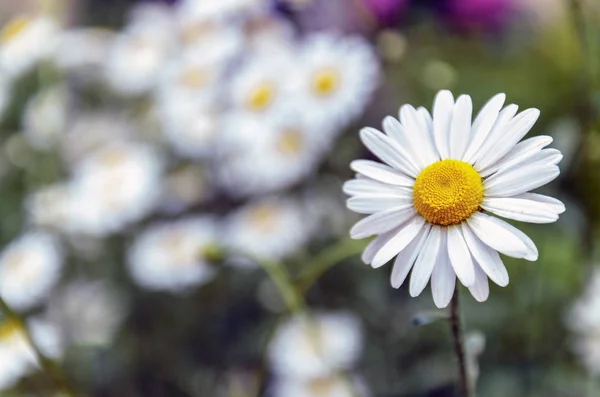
[347,196,411,214]
[382,115,406,144]
[484,165,560,197]
[468,264,490,303]
[350,205,416,239]
[372,216,426,268]
[463,93,506,163]
[417,107,433,134]
[460,223,509,286]
[448,95,473,160]
[513,193,565,214]
[447,225,475,287]
[409,225,442,297]
[467,212,538,261]
[520,148,563,168]
[360,127,420,177]
[479,135,553,177]
[350,160,414,187]
[361,227,399,264]
[475,108,540,171]
[399,105,439,166]
[343,179,412,198]
[391,224,431,288]
[482,197,560,224]
[471,104,519,166]
[431,232,456,308]
[432,90,454,159]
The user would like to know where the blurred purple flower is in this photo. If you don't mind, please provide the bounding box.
[443,0,516,32]
[360,0,410,26]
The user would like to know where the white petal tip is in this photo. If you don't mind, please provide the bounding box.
[524,254,538,261]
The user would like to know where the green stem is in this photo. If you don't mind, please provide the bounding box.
[255,257,305,313]
[450,286,472,397]
[295,238,366,293]
[0,298,76,397]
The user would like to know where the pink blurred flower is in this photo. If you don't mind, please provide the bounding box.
[444,0,516,32]
[361,0,410,26]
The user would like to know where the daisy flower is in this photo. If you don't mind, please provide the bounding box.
[0,232,63,311]
[345,91,564,308]
[127,217,218,292]
[270,375,370,397]
[218,112,333,196]
[289,33,380,130]
[53,28,116,76]
[0,15,60,77]
[229,45,295,117]
[176,0,266,24]
[566,268,600,374]
[67,141,163,236]
[25,183,72,230]
[222,196,314,264]
[47,280,126,347]
[22,84,69,150]
[267,312,363,379]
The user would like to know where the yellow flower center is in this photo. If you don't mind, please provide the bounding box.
[0,17,30,43]
[311,68,340,97]
[247,83,275,111]
[248,205,278,232]
[0,319,23,341]
[413,159,483,226]
[180,68,208,88]
[277,130,304,155]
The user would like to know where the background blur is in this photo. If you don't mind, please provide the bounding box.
[0,0,597,396]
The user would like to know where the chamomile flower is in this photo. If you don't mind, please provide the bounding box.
[267,312,363,379]
[0,15,60,77]
[566,269,600,374]
[222,196,313,263]
[104,21,175,96]
[25,183,72,230]
[345,91,564,308]
[270,375,370,397]
[68,141,163,236]
[218,113,332,196]
[47,280,126,347]
[289,33,380,129]
[53,28,116,76]
[127,217,218,292]
[176,0,266,23]
[229,45,294,117]
[22,84,69,150]
[0,232,63,311]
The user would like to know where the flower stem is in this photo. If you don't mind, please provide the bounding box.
[450,286,472,397]
[0,297,76,397]
[295,238,366,293]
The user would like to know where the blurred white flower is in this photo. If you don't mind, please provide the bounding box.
[218,113,332,196]
[0,317,63,390]
[222,196,313,263]
[567,269,600,375]
[270,375,370,397]
[267,312,363,379]
[345,91,564,308]
[53,28,116,76]
[176,0,266,24]
[104,20,175,96]
[127,217,218,292]
[243,14,296,52]
[0,15,60,77]
[61,112,136,166]
[47,280,126,347]
[0,232,63,311]
[175,15,243,63]
[229,45,294,117]
[68,141,163,236]
[289,33,379,129]
[22,84,69,149]
[26,183,72,230]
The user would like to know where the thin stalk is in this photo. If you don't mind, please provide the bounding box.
[0,297,76,397]
[295,238,366,293]
[450,286,472,397]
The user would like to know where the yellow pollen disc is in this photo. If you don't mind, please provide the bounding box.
[248,205,278,232]
[0,319,23,341]
[0,17,30,43]
[180,68,208,88]
[277,129,304,155]
[311,68,340,97]
[247,83,275,111]
[413,159,483,226]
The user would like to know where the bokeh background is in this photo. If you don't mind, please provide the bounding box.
[0,0,598,396]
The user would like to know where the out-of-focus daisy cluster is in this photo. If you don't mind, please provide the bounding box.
[0,0,380,392]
